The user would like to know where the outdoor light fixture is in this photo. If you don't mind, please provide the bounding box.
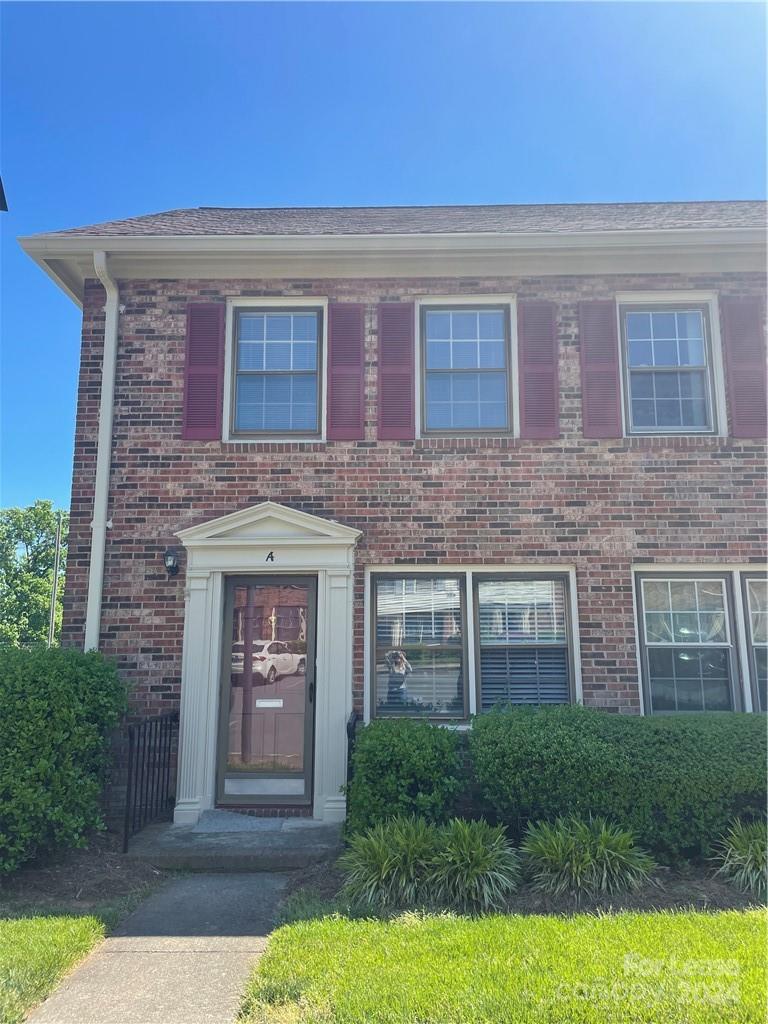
[163,547,179,576]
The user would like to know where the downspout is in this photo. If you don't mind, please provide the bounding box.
[84,251,119,650]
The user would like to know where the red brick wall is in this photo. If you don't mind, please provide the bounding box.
[62,273,768,717]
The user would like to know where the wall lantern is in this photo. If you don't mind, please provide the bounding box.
[163,547,180,577]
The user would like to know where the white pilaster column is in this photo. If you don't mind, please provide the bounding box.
[174,572,212,824]
[314,567,353,821]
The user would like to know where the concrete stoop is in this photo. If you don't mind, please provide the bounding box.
[124,811,343,872]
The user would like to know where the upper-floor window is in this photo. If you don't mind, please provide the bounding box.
[620,305,717,434]
[421,306,512,434]
[232,308,322,437]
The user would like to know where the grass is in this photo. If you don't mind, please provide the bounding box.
[0,833,168,1024]
[0,915,105,1024]
[240,908,767,1024]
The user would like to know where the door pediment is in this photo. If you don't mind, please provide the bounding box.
[176,501,361,548]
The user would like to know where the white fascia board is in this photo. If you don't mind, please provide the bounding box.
[18,227,766,305]
[18,225,765,256]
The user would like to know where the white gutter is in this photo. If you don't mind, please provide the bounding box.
[84,251,119,651]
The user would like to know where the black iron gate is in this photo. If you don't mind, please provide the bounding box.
[122,711,179,852]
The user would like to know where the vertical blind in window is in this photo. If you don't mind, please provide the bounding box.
[374,576,465,718]
[640,577,733,712]
[476,578,570,709]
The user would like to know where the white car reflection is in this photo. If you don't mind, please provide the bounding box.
[231,640,306,684]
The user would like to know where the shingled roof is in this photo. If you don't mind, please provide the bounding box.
[46,200,766,238]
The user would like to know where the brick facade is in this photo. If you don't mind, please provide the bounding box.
[62,271,768,721]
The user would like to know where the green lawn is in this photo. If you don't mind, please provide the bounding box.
[0,915,104,1024]
[241,909,766,1024]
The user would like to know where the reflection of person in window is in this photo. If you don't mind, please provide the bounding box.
[385,649,412,706]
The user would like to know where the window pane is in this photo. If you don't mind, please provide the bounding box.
[424,309,508,391]
[478,311,505,339]
[265,315,292,341]
[425,371,508,431]
[238,342,264,371]
[374,577,464,718]
[628,340,653,367]
[235,372,318,432]
[643,579,727,645]
[650,312,677,339]
[648,648,732,713]
[754,648,767,712]
[626,312,651,339]
[747,579,768,644]
[676,311,704,340]
[477,578,569,710]
[478,579,566,643]
[239,315,265,341]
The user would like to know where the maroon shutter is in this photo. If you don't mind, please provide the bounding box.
[182,302,225,440]
[327,303,365,440]
[517,301,559,439]
[579,301,622,438]
[378,303,415,440]
[721,297,767,438]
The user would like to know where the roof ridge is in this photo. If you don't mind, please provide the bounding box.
[194,199,766,212]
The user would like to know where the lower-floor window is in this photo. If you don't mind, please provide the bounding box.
[636,574,738,713]
[476,577,571,710]
[744,574,767,712]
[372,572,574,719]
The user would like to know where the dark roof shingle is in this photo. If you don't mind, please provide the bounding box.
[45,201,766,238]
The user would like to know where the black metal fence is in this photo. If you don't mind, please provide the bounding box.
[122,711,179,852]
[346,710,360,789]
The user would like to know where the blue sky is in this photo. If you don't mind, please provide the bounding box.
[1,1,765,510]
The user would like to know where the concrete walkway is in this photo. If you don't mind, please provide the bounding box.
[30,873,288,1024]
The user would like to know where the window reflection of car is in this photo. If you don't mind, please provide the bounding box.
[231,640,306,683]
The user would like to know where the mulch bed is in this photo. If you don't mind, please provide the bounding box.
[284,860,760,917]
[0,831,168,916]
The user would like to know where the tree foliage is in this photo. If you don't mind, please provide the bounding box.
[0,501,68,647]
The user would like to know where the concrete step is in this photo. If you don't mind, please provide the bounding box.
[124,816,343,872]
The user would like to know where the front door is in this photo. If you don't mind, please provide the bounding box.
[218,576,316,806]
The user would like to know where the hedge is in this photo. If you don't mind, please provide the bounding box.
[0,647,126,873]
[469,705,767,862]
[345,719,462,834]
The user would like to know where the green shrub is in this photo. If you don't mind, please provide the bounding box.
[521,815,655,901]
[340,815,439,907]
[0,647,126,873]
[469,705,767,862]
[428,818,520,912]
[340,815,519,912]
[345,719,462,834]
[713,819,767,899]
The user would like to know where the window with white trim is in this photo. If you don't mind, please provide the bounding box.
[636,574,739,712]
[620,305,717,434]
[743,575,767,712]
[475,576,572,710]
[232,308,322,437]
[421,306,512,434]
[371,572,575,719]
